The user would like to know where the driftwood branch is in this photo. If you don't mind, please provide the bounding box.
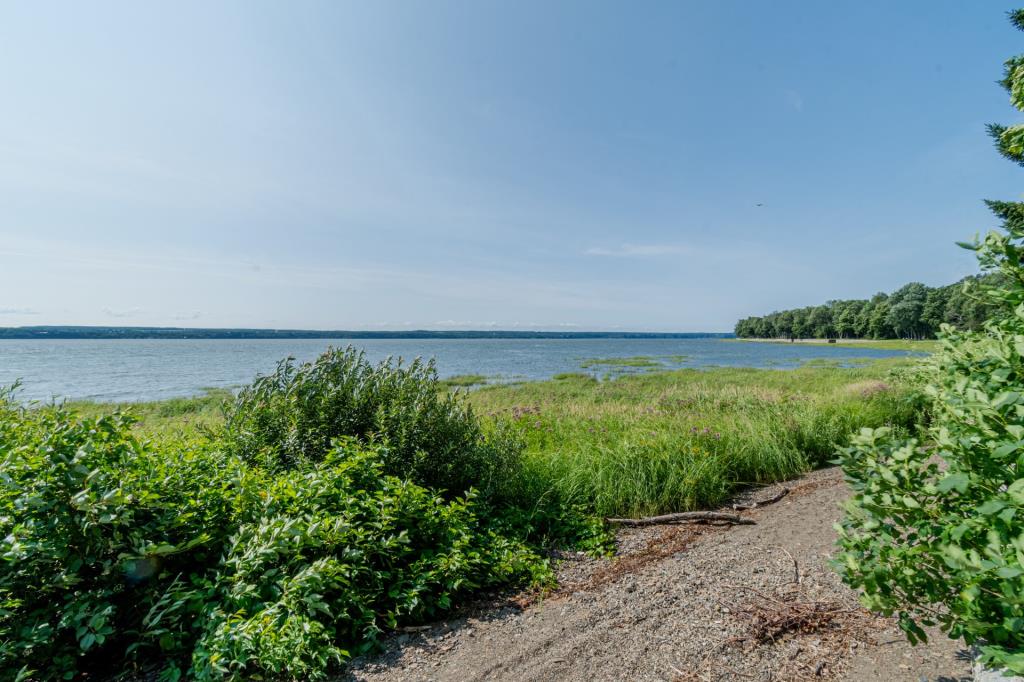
[605,511,755,527]
[732,487,790,511]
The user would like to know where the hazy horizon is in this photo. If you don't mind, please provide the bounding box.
[0,323,733,334]
[3,2,1020,331]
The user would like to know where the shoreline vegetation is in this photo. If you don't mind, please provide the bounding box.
[75,358,919,517]
[730,337,939,352]
[2,349,926,680]
[463,359,918,519]
[578,354,689,369]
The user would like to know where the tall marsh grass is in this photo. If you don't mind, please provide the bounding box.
[467,360,919,518]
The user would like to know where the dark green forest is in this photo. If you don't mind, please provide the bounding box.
[734,274,998,340]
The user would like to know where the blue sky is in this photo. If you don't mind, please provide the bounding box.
[1,1,1022,331]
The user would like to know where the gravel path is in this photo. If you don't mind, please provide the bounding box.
[345,468,971,681]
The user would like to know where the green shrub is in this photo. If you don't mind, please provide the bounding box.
[223,346,521,499]
[0,397,546,681]
[835,317,1024,672]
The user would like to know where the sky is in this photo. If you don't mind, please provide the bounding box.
[2,1,1023,332]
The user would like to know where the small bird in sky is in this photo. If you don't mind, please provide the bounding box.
[756,203,764,207]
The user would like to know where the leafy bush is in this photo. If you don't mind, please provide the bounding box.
[836,11,1024,671]
[0,397,546,681]
[836,317,1024,671]
[223,346,521,499]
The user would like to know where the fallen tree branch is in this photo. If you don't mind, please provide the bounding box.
[605,511,755,526]
[732,487,790,511]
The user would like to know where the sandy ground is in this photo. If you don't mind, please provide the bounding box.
[343,468,971,682]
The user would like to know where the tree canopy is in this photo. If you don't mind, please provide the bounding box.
[734,275,999,340]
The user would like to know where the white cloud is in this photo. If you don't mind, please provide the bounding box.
[0,307,38,315]
[584,243,691,257]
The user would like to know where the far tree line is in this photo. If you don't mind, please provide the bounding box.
[734,275,999,340]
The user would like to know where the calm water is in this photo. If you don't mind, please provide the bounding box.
[0,338,914,403]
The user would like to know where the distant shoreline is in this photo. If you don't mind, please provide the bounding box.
[730,337,938,352]
[733,337,911,343]
[0,326,734,341]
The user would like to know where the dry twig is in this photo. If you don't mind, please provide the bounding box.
[730,593,857,646]
[779,545,800,585]
[605,511,755,527]
[733,487,790,511]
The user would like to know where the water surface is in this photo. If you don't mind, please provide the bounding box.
[0,338,914,403]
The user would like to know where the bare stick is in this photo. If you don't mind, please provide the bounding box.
[605,511,755,526]
[732,487,790,511]
[779,545,800,585]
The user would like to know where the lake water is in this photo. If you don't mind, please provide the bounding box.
[0,338,915,403]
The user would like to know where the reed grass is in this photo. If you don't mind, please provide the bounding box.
[65,388,231,435]
[439,373,490,388]
[467,359,919,518]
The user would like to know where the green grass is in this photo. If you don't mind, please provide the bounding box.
[578,354,690,370]
[732,338,939,352]
[827,339,938,352]
[579,356,663,368]
[800,357,873,367]
[468,358,920,518]
[439,373,490,388]
[65,388,231,435]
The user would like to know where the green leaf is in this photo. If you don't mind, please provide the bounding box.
[978,499,1007,515]
[937,473,970,494]
[993,442,1022,459]
[1009,479,1024,503]
[997,566,1024,578]
[146,544,180,556]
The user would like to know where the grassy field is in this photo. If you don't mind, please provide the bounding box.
[465,358,919,518]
